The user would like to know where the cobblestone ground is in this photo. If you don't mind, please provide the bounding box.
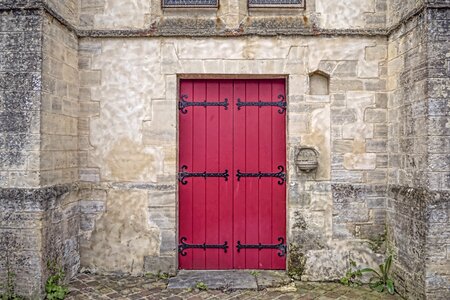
[66,273,403,300]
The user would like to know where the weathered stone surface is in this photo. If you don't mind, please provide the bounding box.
[67,273,403,299]
[144,255,176,274]
[0,184,79,298]
[80,190,160,275]
[168,270,258,290]
[2,2,450,300]
[343,153,377,170]
[387,7,450,297]
[0,10,42,188]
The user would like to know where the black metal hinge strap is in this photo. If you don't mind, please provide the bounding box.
[236,237,287,257]
[236,165,286,185]
[178,165,229,185]
[179,94,229,114]
[178,237,229,256]
[236,94,286,114]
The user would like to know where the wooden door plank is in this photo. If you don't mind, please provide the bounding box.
[192,80,207,269]
[205,81,220,269]
[271,79,287,270]
[233,80,247,269]
[179,80,194,269]
[219,80,234,269]
[258,80,273,269]
[244,80,260,269]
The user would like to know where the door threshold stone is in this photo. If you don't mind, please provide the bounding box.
[167,270,290,290]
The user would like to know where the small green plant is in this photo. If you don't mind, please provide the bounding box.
[156,271,170,280]
[1,272,24,300]
[195,282,208,291]
[249,270,260,277]
[45,262,68,300]
[340,260,363,287]
[0,256,24,300]
[360,255,395,294]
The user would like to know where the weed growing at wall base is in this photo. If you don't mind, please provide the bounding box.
[340,255,395,295]
[340,260,363,287]
[1,271,24,300]
[195,282,208,291]
[45,262,68,300]
[0,255,24,300]
[360,255,395,294]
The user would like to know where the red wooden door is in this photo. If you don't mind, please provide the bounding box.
[178,79,286,270]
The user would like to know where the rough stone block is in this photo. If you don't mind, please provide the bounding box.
[302,250,349,281]
[343,153,377,170]
[79,70,101,87]
[333,61,358,77]
[331,170,364,183]
[331,108,357,125]
[144,255,176,274]
[332,140,354,153]
[365,44,387,60]
[149,207,176,230]
[79,200,105,214]
[364,108,387,122]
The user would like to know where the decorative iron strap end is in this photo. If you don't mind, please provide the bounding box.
[178,165,229,185]
[236,94,286,114]
[236,165,286,185]
[236,237,287,257]
[178,237,229,256]
[178,94,229,114]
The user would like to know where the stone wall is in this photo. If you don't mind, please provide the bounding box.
[78,0,387,33]
[1,1,449,299]
[386,5,450,299]
[77,36,388,279]
[41,14,79,186]
[423,6,450,299]
[387,0,425,27]
[386,8,427,298]
[0,7,80,298]
[41,11,81,281]
[0,185,78,298]
[43,0,79,26]
[0,9,42,188]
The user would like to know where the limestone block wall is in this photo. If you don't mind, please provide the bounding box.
[387,0,425,27]
[316,0,387,29]
[77,36,389,279]
[386,6,450,299]
[0,7,81,298]
[43,0,79,26]
[41,14,79,186]
[386,11,428,298]
[41,12,81,281]
[78,0,387,33]
[0,9,42,188]
[423,7,450,299]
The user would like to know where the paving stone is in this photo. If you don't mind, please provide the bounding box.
[65,273,403,300]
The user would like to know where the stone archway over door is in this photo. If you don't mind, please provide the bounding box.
[178,79,287,270]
